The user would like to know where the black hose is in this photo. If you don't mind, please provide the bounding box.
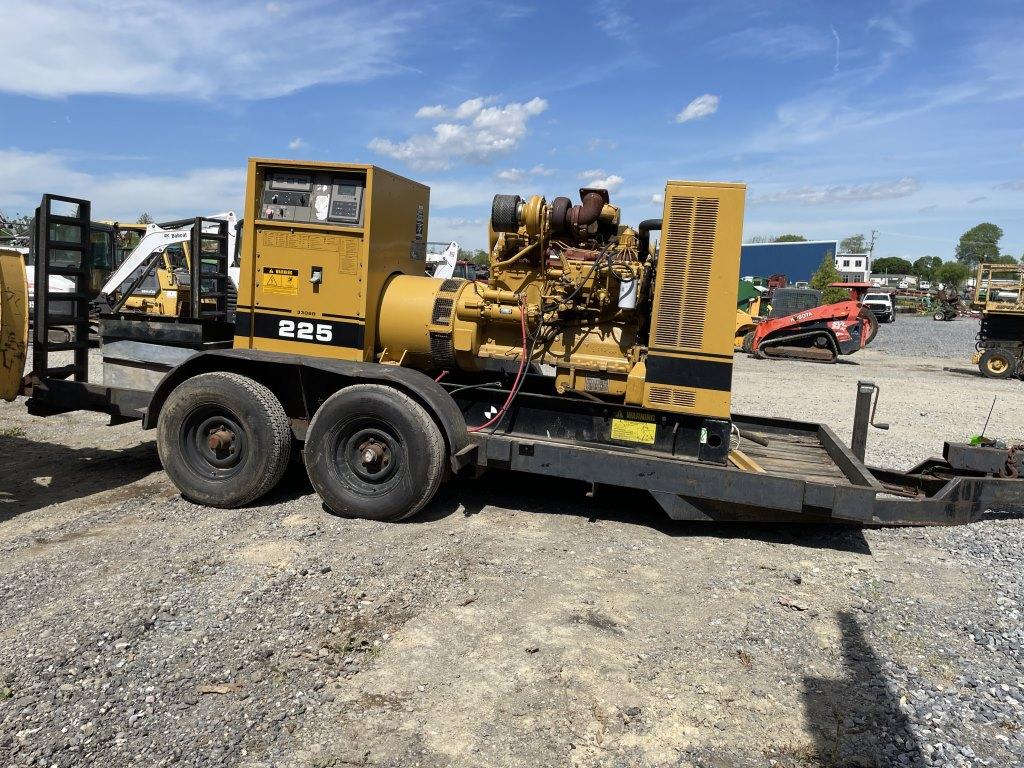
[637,219,661,262]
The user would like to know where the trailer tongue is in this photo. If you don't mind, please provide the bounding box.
[2,174,1023,526]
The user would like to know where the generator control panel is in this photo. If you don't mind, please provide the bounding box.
[260,169,365,227]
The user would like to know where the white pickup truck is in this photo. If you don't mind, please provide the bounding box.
[862,292,896,323]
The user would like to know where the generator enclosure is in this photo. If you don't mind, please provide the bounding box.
[234,158,430,361]
[643,181,745,419]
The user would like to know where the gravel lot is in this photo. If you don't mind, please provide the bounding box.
[0,318,1022,768]
[868,313,981,361]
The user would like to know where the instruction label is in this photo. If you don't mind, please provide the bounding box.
[262,267,299,295]
[610,418,656,445]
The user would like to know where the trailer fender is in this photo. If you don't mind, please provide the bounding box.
[142,350,471,471]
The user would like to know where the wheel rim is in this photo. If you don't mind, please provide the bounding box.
[179,405,247,480]
[987,356,1009,374]
[330,418,404,495]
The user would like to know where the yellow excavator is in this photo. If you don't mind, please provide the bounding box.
[98,214,239,318]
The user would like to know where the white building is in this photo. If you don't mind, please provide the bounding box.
[835,253,870,282]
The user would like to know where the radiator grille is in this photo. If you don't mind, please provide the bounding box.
[647,386,697,408]
[653,195,719,351]
[440,278,463,293]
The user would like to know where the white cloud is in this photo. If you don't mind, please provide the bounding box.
[594,0,634,43]
[369,97,548,170]
[0,149,243,220]
[711,25,832,61]
[651,193,663,204]
[415,105,447,119]
[429,215,488,249]
[496,164,554,183]
[867,15,914,51]
[0,1,422,100]
[288,138,306,150]
[424,178,499,209]
[676,94,719,123]
[578,169,624,192]
[752,177,921,206]
[415,98,493,120]
[587,138,618,152]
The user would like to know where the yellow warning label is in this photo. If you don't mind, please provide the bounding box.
[610,418,657,444]
[262,267,298,295]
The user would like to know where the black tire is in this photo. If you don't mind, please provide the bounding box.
[933,311,946,321]
[157,372,292,507]
[741,331,755,354]
[979,349,1015,380]
[304,384,445,522]
[860,308,879,344]
[490,194,522,233]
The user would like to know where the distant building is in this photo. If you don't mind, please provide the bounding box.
[835,253,870,282]
[870,273,918,290]
[740,241,838,283]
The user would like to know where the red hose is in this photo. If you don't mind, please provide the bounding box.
[468,298,528,433]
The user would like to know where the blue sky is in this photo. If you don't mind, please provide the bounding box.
[1,0,1022,258]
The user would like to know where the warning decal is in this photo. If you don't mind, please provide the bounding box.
[610,418,657,445]
[262,267,299,295]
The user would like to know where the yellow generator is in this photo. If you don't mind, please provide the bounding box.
[236,160,744,419]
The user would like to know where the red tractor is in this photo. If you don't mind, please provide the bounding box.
[741,283,878,363]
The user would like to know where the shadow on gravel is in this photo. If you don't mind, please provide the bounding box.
[0,436,162,520]
[417,470,872,552]
[803,610,925,767]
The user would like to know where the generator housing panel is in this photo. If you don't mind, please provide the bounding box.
[239,158,430,364]
[261,170,365,227]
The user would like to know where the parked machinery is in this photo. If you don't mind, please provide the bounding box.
[4,160,1024,525]
[0,246,28,400]
[98,214,239,319]
[933,288,961,322]
[739,284,876,363]
[971,263,1024,379]
[241,162,744,424]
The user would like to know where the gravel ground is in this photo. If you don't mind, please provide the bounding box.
[868,313,980,361]
[0,321,1022,767]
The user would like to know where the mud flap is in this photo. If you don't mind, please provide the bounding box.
[0,248,29,401]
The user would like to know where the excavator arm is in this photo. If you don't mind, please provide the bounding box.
[98,212,237,303]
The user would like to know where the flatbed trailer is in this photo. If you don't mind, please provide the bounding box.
[22,341,1024,526]
[8,191,1024,527]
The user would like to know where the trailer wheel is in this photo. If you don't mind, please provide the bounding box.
[741,331,755,354]
[304,384,445,522]
[157,372,292,507]
[979,349,1015,379]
